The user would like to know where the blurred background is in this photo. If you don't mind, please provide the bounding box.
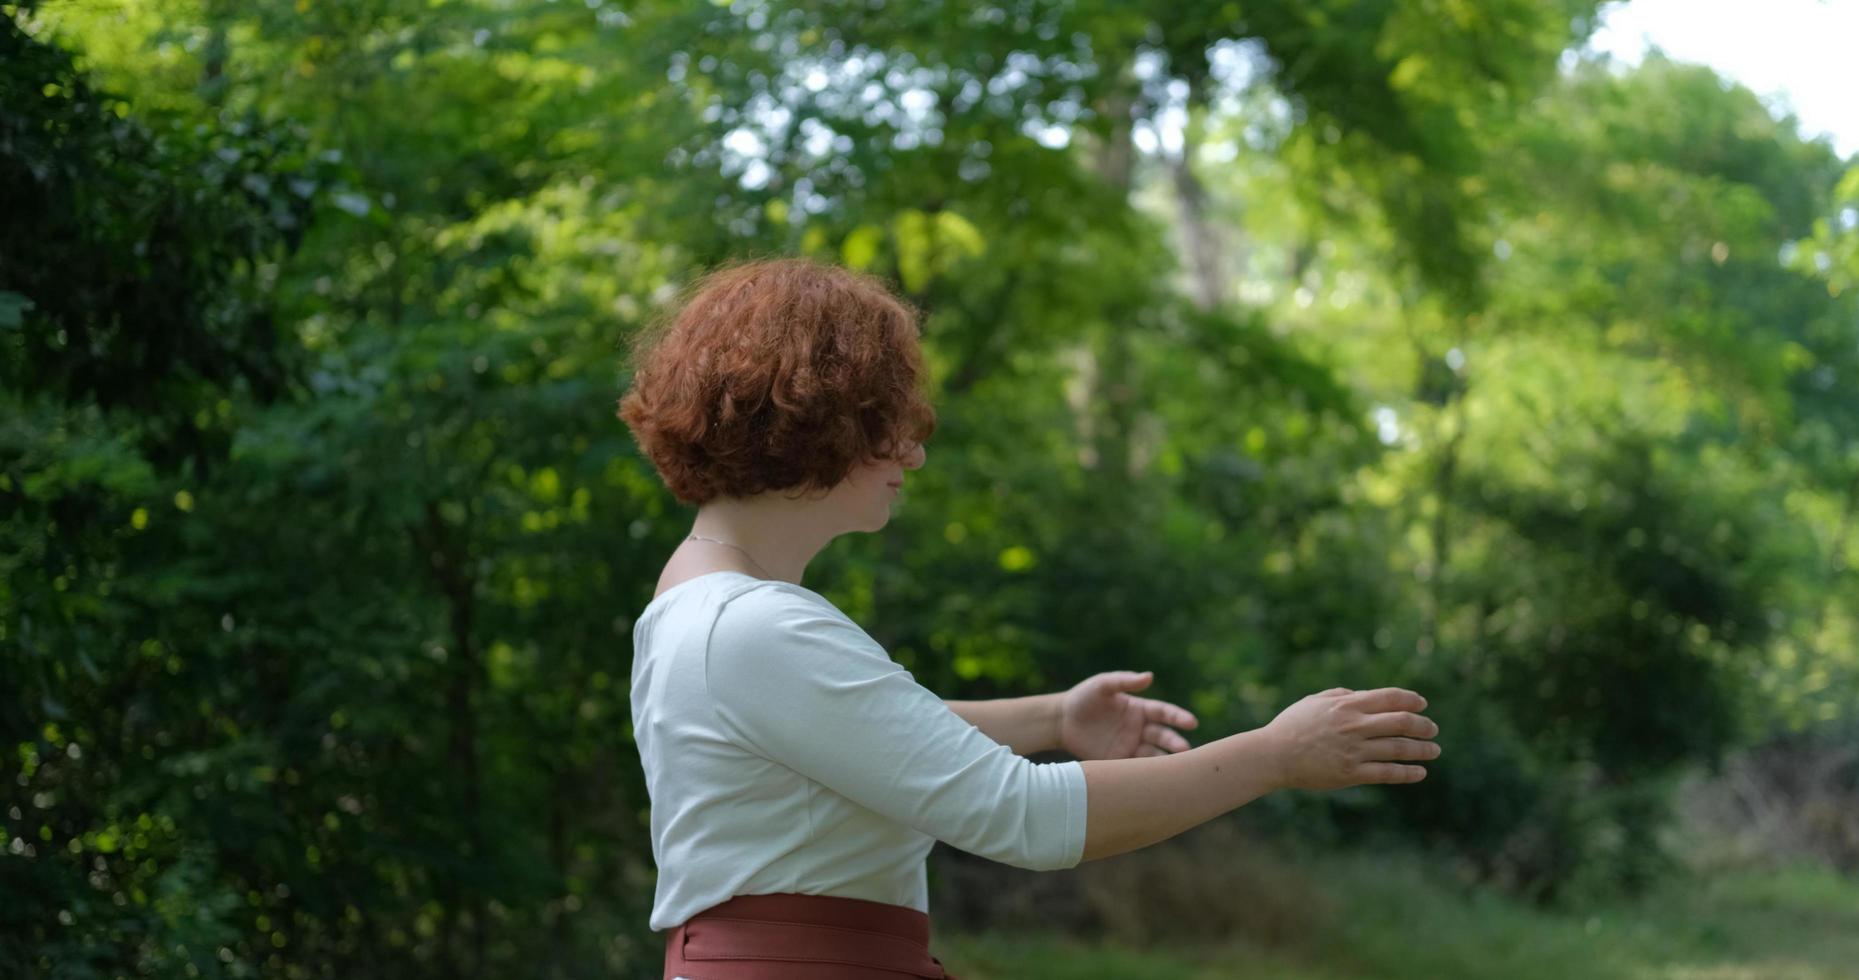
[3,0,1857,976]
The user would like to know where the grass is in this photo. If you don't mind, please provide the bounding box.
[935,851,1859,979]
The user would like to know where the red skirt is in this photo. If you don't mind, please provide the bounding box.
[662,892,960,979]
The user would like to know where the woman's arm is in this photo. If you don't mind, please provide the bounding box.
[944,694,1062,756]
[945,670,1200,758]
[1078,728,1283,861]
[1077,687,1441,862]
[709,592,1086,870]
[944,669,1204,762]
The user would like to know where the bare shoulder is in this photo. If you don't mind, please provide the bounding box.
[652,548,755,600]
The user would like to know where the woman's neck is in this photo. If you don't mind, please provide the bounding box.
[688,494,838,586]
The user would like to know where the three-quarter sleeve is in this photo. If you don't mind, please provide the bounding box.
[702,586,1088,871]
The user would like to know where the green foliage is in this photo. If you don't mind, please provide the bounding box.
[0,9,318,470]
[4,0,1857,975]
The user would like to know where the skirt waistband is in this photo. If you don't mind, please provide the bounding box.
[663,892,957,979]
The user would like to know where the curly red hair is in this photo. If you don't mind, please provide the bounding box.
[617,257,938,506]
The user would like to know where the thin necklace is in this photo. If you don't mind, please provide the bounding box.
[686,533,775,581]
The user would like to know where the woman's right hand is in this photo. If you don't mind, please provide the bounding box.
[1260,687,1440,791]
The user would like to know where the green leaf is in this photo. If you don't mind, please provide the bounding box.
[841,224,884,271]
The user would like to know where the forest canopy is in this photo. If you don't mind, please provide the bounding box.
[3,0,1856,976]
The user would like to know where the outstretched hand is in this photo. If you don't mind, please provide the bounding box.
[1261,687,1440,790]
[1058,671,1199,760]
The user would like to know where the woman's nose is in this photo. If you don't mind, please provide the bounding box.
[904,442,926,470]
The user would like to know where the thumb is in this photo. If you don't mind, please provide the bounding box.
[1109,670,1155,691]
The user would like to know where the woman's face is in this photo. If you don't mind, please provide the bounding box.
[831,439,926,531]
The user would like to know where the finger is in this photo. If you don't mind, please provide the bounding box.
[1359,737,1442,762]
[1345,688,1428,714]
[1107,670,1155,692]
[1135,743,1169,758]
[1357,711,1439,740]
[1142,722,1191,753]
[1139,698,1199,730]
[1356,762,1428,784]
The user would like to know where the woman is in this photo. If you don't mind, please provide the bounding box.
[618,257,1441,979]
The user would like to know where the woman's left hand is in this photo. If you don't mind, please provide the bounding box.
[1058,671,1199,760]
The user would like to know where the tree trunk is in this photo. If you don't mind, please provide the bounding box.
[1086,66,1141,482]
[1168,80,1232,311]
[414,499,485,977]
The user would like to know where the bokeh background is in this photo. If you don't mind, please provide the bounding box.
[4,0,1857,977]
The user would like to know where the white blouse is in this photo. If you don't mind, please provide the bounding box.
[630,570,1089,931]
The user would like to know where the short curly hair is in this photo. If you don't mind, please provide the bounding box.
[617,257,938,506]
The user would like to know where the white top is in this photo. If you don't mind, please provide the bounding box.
[630,570,1089,931]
